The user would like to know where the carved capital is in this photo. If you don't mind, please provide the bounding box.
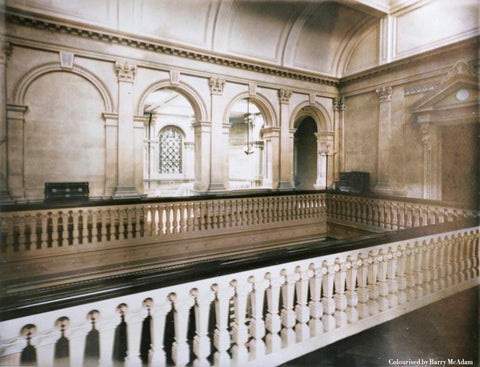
[209,77,225,95]
[0,41,12,64]
[115,61,137,82]
[278,89,292,104]
[333,97,345,111]
[376,86,392,103]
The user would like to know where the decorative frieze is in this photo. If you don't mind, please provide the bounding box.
[115,61,137,82]
[376,86,393,103]
[209,77,225,95]
[404,82,440,96]
[278,89,292,104]
[333,97,345,111]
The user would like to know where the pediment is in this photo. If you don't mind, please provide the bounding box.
[410,61,479,125]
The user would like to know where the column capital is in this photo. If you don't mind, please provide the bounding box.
[333,97,345,111]
[192,120,212,130]
[376,86,393,103]
[209,77,225,95]
[0,41,12,65]
[115,60,137,82]
[278,89,292,105]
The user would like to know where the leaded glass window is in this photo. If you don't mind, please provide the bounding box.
[159,127,183,174]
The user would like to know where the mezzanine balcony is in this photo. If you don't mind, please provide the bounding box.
[0,191,478,367]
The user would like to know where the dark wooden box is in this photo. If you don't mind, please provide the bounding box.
[338,172,370,193]
[45,182,89,201]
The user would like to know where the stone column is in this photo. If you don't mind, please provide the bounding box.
[103,113,118,197]
[193,121,212,192]
[278,89,293,190]
[261,127,280,189]
[0,41,13,203]
[6,104,27,200]
[333,97,345,182]
[375,86,393,193]
[209,77,227,192]
[314,132,334,189]
[114,61,139,198]
[420,124,441,200]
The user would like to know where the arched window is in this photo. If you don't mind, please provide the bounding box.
[159,127,183,174]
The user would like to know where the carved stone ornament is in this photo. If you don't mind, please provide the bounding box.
[441,61,477,84]
[376,86,393,103]
[209,77,225,95]
[420,124,431,151]
[249,83,257,96]
[404,82,440,96]
[333,97,345,111]
[59,51,74,69]
[278,89,292,104]
[170,70,180,85]
[115,61,137,82]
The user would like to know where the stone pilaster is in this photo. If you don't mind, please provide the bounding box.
[278,89,294,190]
[193,121,212,192]
[420,123,441,200]
[208,77,227,192]
[375,86,393,193]
[0,41,13,203]
[333,97,345,182]
[314,132,334,189]
[6,104,27,200]
[261,126,280,189]
[114,61,139,198]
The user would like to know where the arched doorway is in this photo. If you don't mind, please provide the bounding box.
[142,89,195,196]
[227,98,265,189]
[294,117,318,190]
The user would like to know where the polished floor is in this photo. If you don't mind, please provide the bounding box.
[281,286,479,367]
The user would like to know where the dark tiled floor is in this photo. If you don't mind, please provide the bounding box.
[281,286,479,367]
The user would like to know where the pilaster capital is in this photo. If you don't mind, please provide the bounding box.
[209,77,225,95]
[333,97,345,111]
[6,104,28,119]
[260,126,280,138]
[0,41,12,64]
[278,89,292,104]
[115,60,137,82]
[376,86,393,103]
[192,121,212,131]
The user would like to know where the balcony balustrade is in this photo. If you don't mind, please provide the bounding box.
[0,221,478,367]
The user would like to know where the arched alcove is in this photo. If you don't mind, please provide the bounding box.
[142,88,196,196]
[294,117,318,189]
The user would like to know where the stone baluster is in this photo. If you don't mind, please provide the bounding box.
[191,288,215,367]
[117,208,125,240]
[100,210,108,242]
[413,207,420,227]
[212,284,234,366]
[295,266,311,342]
[91,210,98,244]
[376,251,389,312]
[333,259,348,328]
[404,243,417,300]
[134,207,142,238]
[396,246,407,304]
[124,310,144,367]
[367,253,380,315]
[248,276,267,359]
[429,239,440,293]
[386,248,399,308]
[40,213,48,248]
[71,212,79,246]
[452,236,462,284]
[379,202,385,228]
[437,238,447,290]
[321,263,337,332]
[345,256,359,323]
[68,324,88,367]
[187,203,195,232]
[149,300,172,367]
[179,203,187,233]
[97,317,117,367]
[165,204,173,234]
[459,234,469,281]
[81,210,89,244]
[264,273,283,354]
[405,206,413,228]
[148,206,156,236]
[29,214,37,249]
[51,213,59,247]
[61,211,70,246]
[473,232,479,277]
[17,216,25,251]
[356,254,370,319]
[445,237,454,288]
[280,269,297,346]
[398,204,405,229]
[421,241,432,294]
[308,264,323,336]
[464,234,474,279]
[126,208,133,239]
[230,279,251,365]
[170,293,195,367]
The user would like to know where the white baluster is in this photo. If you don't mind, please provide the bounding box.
[405,244,417,301]
[97,317,117,367]
[212,284,234,366]
[421,241,433,294]
[308,264,323,336]
[280,270,297,346]
[191,288,215,367]
[248,276,267,360]
[413,243,424,298]
[295,266,311,342]
[264,273,283,354]
[124,310,144,367]
[387,248,399,308]
[149,300,172,367]
[345,257,359,323]
[333,260,348,328]
[396,246,408,304]
[170,293,195,367]
[230,279,252,365]
[376,251,389,312]
[356,254,370,319]
[68,325,88,367]
[35,331,56,367]
[321,263,336,332]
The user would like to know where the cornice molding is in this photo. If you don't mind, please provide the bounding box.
[6,10,339,87]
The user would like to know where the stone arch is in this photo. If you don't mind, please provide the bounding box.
[13,62,114,113]
[137,80,208,122]
[224,92,278,128]
[290,101,332,132]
